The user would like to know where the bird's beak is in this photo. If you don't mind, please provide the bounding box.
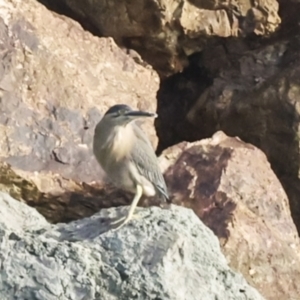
[125,110,158,119]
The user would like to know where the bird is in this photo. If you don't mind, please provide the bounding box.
[93,104,169,230]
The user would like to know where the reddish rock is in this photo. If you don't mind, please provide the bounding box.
[0,0,159,222]
[156,31,300,235]
[162,131,300,300]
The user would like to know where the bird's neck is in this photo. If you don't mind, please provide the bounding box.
[103,124,136,161]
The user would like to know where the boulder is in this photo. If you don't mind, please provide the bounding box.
[0,0,159,221]
[0,191,264,300]
[0,0,297,298]
[162,131,300,300]
[156,31,300,235]
[185,40,300,233]
[38,0,281,76]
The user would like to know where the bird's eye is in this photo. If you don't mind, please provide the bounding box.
[111,112,119,118]
[119,109,128,115]
[111,109,124,118]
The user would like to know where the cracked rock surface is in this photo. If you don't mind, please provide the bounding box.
[0,192,264,300]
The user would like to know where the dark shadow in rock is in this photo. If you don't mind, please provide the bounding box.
[48,208,153,241]
[0,161,166,226]
[277,1,300,40]
[155,52,213,155]
[158,47,300,233]
[54,216,117,241]
[28,184,131,224]
[36,0,102,36]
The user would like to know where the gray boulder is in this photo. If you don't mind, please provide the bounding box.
[0,192,264,300]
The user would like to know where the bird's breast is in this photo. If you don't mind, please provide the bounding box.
[107,125,135,162]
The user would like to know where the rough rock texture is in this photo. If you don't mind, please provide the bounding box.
[0,191,264,300]
[38,0,281,76]
[0,161,131,223]
[160,131,300,300]
[0,1,298,299]
[0,0,159,220]
[156,24,300,234]
[156,35,293,153]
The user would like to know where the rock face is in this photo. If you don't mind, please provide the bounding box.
[155,26,300,235]
[161,131,300,300]
[39,0,281,76]
[0,0,159,221]
[0,191,264,300]
[185,40,300,235]
[0,0,159,181]
[0,0,298,300]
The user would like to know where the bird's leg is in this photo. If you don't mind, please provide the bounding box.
[110,184,143,230]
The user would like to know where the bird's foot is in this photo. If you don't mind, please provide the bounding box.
[108,213,141,231]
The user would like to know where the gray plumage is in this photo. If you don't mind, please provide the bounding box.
[129,123,169,200]
[93,104,169,229]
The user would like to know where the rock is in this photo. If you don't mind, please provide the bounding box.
[156,37,290,152]
[162,131,300,300]
[156,32,300,236]
[0,192,47,232]
[0,160,127,223]
[0,191,264,300]
[0,0,159,220]
[185,39,300,233]
[38,0,280,76]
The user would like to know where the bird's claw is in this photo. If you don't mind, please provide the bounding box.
[108,213,141,230]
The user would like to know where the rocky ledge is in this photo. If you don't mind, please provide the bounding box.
[0,192,264,300]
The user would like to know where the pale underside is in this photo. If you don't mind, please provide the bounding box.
[93,120,168,201]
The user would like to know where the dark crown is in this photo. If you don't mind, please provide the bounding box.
[104,104,132,115]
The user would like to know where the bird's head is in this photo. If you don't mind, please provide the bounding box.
[102,104,157,126]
